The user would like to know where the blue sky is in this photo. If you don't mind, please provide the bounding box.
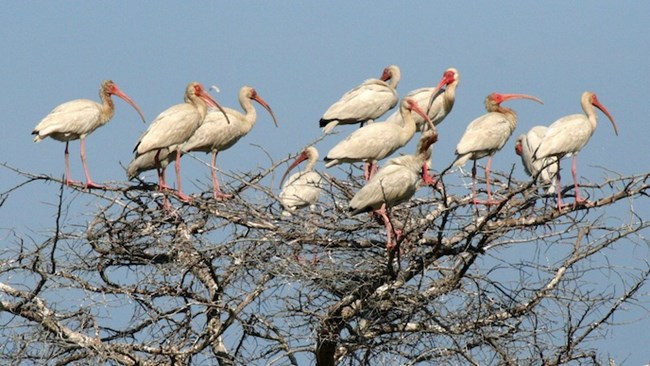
[1,2,649,364]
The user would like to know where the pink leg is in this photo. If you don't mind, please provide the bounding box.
[364,162,378,180]
[211,150,232,200]
[376,205,402,251]
[154,151,172,191]
[484,156,502,206]
[63,142,82,187]
[80,139,103,189]
[572,155,585,205]
[174,152,191,202]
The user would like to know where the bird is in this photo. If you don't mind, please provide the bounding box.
[126,148,176,184]
[384,67,460,132]
[383,67,460,184]
[279,146,322,215]
[324,98,434,180]
[182,86,278,200]
[349,129,438,249]
[449,92,544,206]
[32,80,146,189]
[534,91,618,209]
[133,82,228,202]
[514,126,558,193]
[319,65,400,134]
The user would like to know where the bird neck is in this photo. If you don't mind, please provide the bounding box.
[399,108,418,145]
[99,91,116,123]
[496,106,518,130]
[305,158,316,172]
[188,95,208,121]
[388,71,401,89]
[240,97,258,128]
[416,143,433,165]
[442,83,458,112]
[582,102,598,130]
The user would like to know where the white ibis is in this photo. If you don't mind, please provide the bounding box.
[279,146,322,215]
[319,65,400,134]
[324,98,434,181]
[384,67,460,132]
[514,126,558,193]
[126,148,176,185]
[133,82,228,202]
[534,91,618,209]
[450,92,543,205]
[349,129,438,249]
[32,80,146,189]
[182,86,278,199]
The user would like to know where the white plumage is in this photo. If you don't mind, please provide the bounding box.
[33,80,145,188]
[279,146,322,214]
[349,129,438,215]
[324,98,433,179]
[182,86,278,199]
[451,92,543,205]
[132,82,226,202]
[514,126,558,193]
[319,65,400,133]
[384,67,459,132]
[534,91,618,208]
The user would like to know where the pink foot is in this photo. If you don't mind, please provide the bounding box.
[214,191,234,201]
[65,178,84,187]
[84,181,105,190]
[175,191,193,203]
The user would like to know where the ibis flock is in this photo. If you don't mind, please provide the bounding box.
[32,66,618,249]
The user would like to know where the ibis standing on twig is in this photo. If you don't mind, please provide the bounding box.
[32,80,146,189]
[534,91,618,209]
[324,98,434,181]
[448,92,543,206]
[349,129,438,250]
[182,86,278,200]
[319,65,400,134]
[133,82,228,202]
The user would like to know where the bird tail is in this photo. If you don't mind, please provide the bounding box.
[320,120,338,134]
[452,153,471,168]
[32,130,43,143]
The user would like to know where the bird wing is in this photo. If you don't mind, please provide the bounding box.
[322,79,397,122]
[535,114,593,158]
[325,122,403,164]
[126,148,175,179]
[33,99,103,139]
[455,112,514,156]
[385,87,451,130]
[183,111,244,153]
[136,104,200,154]
[280,171,323,210]
[349,165,418,213]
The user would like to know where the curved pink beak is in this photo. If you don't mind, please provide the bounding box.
[592,96,618,136]
[499,93,544,105]
[110,85,147,123]
[407,98,435,130]
[253,94,279,127]
[427,70,456,112]
[279,150,309,188]
[198,87,231,125]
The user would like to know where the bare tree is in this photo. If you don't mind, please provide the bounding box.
[1,159,649,365]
